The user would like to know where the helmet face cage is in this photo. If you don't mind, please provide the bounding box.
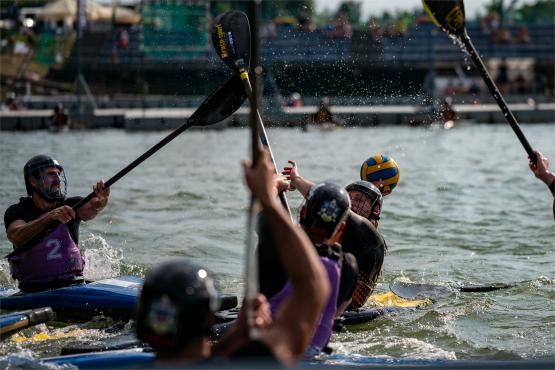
[346,182,382,220]
[30,162,67,202]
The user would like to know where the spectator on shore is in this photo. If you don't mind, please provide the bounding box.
[513,74,531,94]
[313,98,333,124]
[495,59,510,94]
[468,81,481,96]
[4,92,18,111]
[288,93,303,107]
[297,15,316,33]
[443,80,466,96]
[481,11,500,36]
[514,26,530,44]
[261,19,277,39]
[367,18,384,42]
[440,97,457,124]
[47,103,69,130]
[490,27,512,44]
[325,13,353,39]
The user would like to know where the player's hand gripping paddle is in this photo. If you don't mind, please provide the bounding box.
[7,75,247,258]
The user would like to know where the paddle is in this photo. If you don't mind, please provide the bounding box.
[212,9,293,218]
[0,307,55,339]
[6,75,247,259]
[422,0,535,162]
[390,280,513,300]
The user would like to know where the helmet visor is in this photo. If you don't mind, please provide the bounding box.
[348,190,379,220]
[33,164,67,201]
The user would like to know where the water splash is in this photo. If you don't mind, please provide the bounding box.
[0,349,73,369]
[0,259,17,289]
[81,234,124,281]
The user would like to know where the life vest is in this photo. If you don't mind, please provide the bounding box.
[8,224,85,284]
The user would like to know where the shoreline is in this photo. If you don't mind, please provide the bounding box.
[1,102,553,131]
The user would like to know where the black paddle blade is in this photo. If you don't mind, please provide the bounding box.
[188,73,247,126]
[458,283,513,293]
[391,280,513,300]
[422,0,466,37]
[211,10,251,72]
[390,281,452,300]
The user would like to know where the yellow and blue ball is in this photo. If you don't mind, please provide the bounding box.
[360,154,400,194]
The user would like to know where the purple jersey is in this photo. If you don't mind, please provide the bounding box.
[9,224,85,284]
[268,256,340,352]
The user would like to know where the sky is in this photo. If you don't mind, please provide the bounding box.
[314,0,537,20]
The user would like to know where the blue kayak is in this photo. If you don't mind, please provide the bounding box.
[0,276,238,321]
[0,307,55,340]
[43,348,155,369]
[0,276,142,321]
[41,349,552,370]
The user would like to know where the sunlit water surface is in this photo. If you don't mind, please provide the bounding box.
[0,124,553,363]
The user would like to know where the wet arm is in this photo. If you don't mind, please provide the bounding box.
[261,193,329,360]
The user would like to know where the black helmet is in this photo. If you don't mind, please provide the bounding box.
[136,259,221,352]
[345,181,382,221]
[300,182,351,240]
[23,155,67,202]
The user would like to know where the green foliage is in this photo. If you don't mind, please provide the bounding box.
[337,1,362,25]
[513,0,555,23]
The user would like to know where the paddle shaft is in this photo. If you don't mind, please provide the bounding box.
[0,318,29,337]
[239,72,293,218]
[460,32,534,159]
[245,0,261,340]
[72,123,192,211]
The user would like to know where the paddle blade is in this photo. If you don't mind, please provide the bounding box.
[211,10,251,72]
[422,0,466,37]
[188,73,247,126]
[390,280,452,300]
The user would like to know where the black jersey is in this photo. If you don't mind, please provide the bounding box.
[4,196,83,250]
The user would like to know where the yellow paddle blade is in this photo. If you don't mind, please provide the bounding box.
[422,0,466,36]
[368,291,431,308]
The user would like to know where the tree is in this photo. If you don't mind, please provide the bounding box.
[337,1,362,25]
[513,0,555,23]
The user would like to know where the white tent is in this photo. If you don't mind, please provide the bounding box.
[33,0,140,24]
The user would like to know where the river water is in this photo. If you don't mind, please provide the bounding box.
[0,123,553,362]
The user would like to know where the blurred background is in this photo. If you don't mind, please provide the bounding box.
[0,0,553,129]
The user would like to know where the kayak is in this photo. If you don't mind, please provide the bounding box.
[0,276,142,321]
[40,349,552,370]
[59,304,410,355]
[0,276,238,321]
[0,307,55,340]
[42,348,155,369]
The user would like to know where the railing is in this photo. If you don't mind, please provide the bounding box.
[66,22,555,67]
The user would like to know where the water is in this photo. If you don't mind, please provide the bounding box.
[0,124,553,362]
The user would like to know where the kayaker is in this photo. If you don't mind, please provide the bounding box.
[281,160,387,310]
[260,180,357,356]
[136,149,330,367]
[528,150,555,219]
[4,155,110,292]
[345,180,383,228]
